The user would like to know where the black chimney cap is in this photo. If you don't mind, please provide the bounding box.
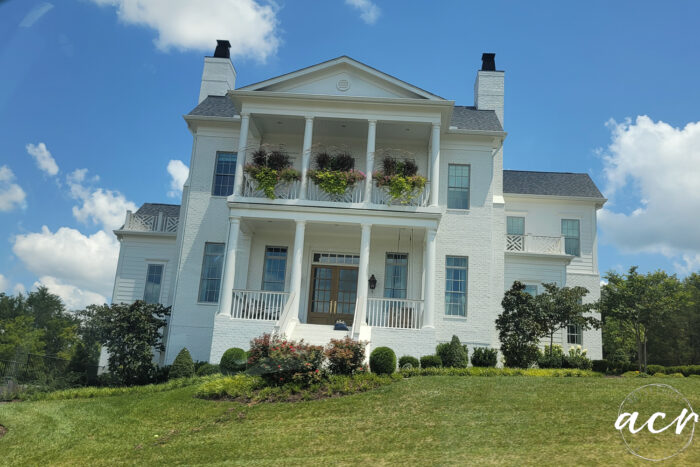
[214,40,231,59]
[481,53,496,71]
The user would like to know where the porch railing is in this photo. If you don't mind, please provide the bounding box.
[306,181,363,203]
[231,290,289,321]
[242,175,300,200]
[506,234,566,255]
[370,182,430,207]
[366,298,424,329]
[124,211,178,233]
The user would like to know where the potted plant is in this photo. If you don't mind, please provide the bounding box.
[244,148,300,199]
[306,152,365,199]
[373,156,427,205]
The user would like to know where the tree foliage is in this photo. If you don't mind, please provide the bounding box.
[496,281,543,368]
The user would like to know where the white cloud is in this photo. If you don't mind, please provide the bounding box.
[345,0,380,24]
[26,142,59,176]
[33,276,106,310]
[13,283,26,296]
[90,0,280,61]
[167,159,189,198]
[0,274,8,293]
[19,2,54,28]
[67,169,137,231]
[599,116,700,273]
[13,226,119,300]
[0,165,27,212]
[0,274,25,296]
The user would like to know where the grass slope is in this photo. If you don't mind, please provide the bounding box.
[1,376,699,465]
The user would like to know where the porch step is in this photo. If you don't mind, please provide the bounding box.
[291,324,349,347]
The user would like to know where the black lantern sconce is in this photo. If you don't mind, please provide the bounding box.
[368,274,377,290]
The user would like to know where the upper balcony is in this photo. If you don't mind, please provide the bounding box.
[229,113,441,211]
[505,234,568,257]
[115,204,180,236]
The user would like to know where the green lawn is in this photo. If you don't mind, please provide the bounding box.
[1,376,699,465]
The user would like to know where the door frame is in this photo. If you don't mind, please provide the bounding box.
[307,264,359,326]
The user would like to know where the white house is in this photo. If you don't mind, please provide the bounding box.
[112,41,606,364]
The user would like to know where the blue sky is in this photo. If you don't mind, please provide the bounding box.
[1,0,699,307]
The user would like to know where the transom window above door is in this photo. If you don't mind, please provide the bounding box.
[312,253,360,265]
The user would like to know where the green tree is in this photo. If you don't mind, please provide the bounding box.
[600,267,687,372]
[535,283,601,356]
[79,300,170,386]
[0,314,45,361]
[496,281,543,368]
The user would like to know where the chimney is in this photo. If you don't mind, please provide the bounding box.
[198,40,237,104]
[474,52,504,125]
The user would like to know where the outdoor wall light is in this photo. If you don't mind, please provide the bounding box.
[368,274,377,290]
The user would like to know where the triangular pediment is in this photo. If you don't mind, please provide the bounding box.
[239,56,443,101]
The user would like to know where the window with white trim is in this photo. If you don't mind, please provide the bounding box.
[562,219,580,256]
[198,243,225,302]
[262,247,287,292]
[524,284,538,296]
[384,253,408,299]
[447,164,470,209]
[567,324,583,345]
[143,264,164,304]
[445,256,468,316]
[212,152,237,196]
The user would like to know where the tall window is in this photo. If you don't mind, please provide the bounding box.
[567,324,582,345]
[384,253,408,299]
[143,264,164,304]
[562,219,580,256]
[507,216,525,235]
[212,152,237,196]
[524,284,538,296]
[447,164,470,209]
[262,247,288,292]
[198,243,225,302]
[445,256,468,316]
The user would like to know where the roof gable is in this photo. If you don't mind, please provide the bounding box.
[239,56,444,101]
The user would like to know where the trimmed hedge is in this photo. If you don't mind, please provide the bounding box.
[219,347,247,375]
[436,335,469,368]
[420,355,442,368]
[170,348,195,379]
[471,347,498,368]
[594,360,700,376]
[196,363,220,376]
[398,356,420,369]
[401,367,602,378]
[369,347,396,375]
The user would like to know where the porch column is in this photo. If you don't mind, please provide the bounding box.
[218,216,241,315]
[357,224,372,300]
[363,120,377,204]
[299,117,314,200]
[429,123,441,207]
[423,227,437,328]
[289,220,306,305]
[232,112,250,197]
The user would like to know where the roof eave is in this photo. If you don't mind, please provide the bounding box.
[504,192,608,206]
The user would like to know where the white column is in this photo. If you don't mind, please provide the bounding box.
[357,224,372,300]
[423,227,437,328]
[232,113,250,197]
[430,123,441,207]
[289,220,306,302]
[218,216,241,315]
[299,117,314,200]
[363,120,377,204]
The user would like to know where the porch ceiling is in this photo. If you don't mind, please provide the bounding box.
[243,218,427,240]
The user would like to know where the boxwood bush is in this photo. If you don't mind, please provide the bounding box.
[170,348,195,379]
[436,335,469,368]
[420,354,442,368]
[369,347,396,375]
[471,347,498,367]
[219,347,247,375]
[398,356,420,369]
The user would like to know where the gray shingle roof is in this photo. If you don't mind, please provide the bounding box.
[503,170,605,199]
[135,203,181,218]
[188,96,238,117]
[450,106,503,132]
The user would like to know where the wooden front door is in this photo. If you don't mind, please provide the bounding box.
[307,265,358,326]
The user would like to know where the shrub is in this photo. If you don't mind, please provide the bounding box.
[196,363,220,376]
[436,335,469,368]
[246,334,324,386]
[592,359,608,374]
[564,345,592,370]
[398,356,420,369]
[537,345,565,369]
[369,347,396,375]
[325,337,366,375]
[621,371,649,378]
[401,367,601,378]
[646,364,665,375]
[220,348,247,375]
[471,347,498,367]
[170,348,195,379]
[420,354,442,368]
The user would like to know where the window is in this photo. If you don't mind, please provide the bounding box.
[143,264,164,304]
[198,243,225,302]
[445,256,468,316]
[567,324,582,345]
[562,219,580,256]
[384,253,408,299]
[212,152,237,196]
[312,253,360,265]
[262,247,287,292]
[447,164,470,209]
[524,284,538,296]
[507,216,525,235]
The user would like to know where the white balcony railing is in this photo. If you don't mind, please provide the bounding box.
[506,234,566,255]
[230,290,289,321]
[306,181,363,203]
[366,298,424,329]
[124,211,178,233]
[370,182,430,207]
[242,175,300,200]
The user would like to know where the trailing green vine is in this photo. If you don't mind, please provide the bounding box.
[244,149,300,199]
[373,157,427,205]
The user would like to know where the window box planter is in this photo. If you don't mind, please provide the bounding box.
[243,149,300,199]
